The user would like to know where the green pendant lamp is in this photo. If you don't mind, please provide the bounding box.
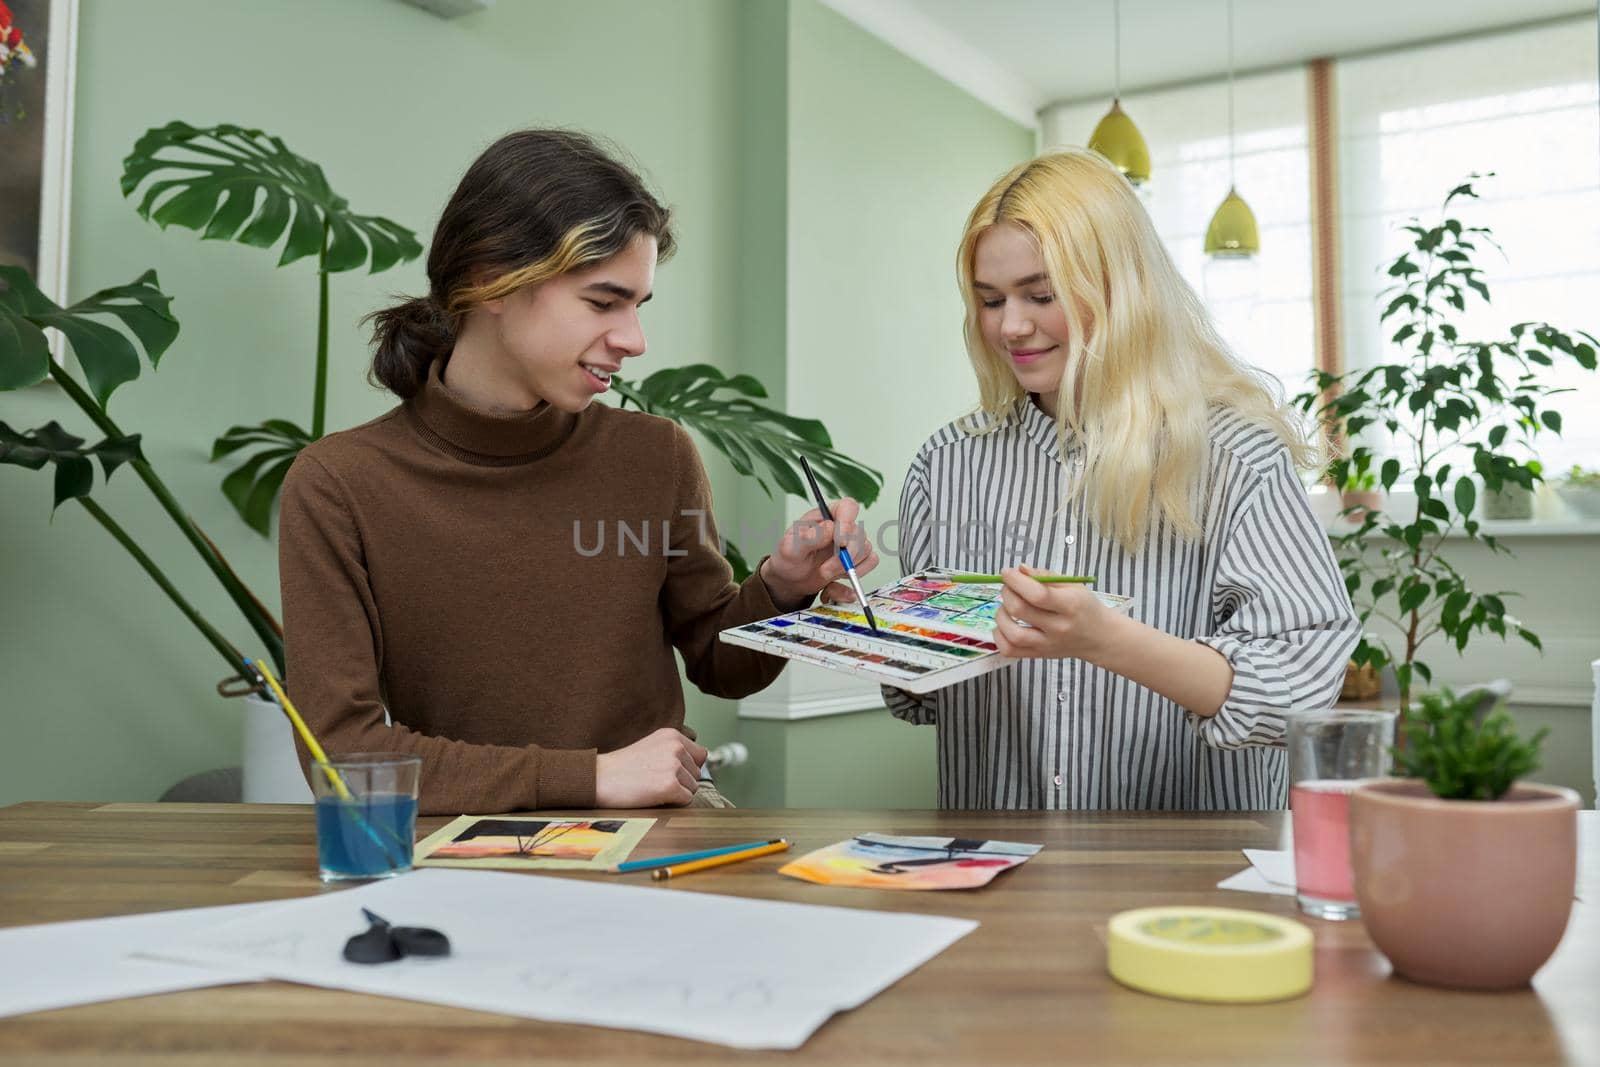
[1205,0,1259,257]
[1088,0,1151,185]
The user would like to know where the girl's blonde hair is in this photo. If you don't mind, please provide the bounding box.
[956,148,1314,552]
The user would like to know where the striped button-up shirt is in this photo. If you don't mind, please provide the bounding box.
[881,398,1358,810]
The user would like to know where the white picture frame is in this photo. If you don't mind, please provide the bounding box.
[1,0,78,357]
[37,0,78,312]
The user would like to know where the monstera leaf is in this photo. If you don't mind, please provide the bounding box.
[0,420,144,510]
[0,266,178,406]
[122,121,424,535]
[609,364,883,583]
[610,364,882,503]
[121,122,422,273]
[1,265,283,672]
[0,416,250,672]
[210,419,314,536]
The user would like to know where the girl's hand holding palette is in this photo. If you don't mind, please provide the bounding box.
[720,568,1136,694]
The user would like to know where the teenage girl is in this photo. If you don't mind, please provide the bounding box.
[884,149,1357,810]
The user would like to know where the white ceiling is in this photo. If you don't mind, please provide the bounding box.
[823,0,1595,122]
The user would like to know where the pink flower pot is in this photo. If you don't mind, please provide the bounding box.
[1349,778,1579,990]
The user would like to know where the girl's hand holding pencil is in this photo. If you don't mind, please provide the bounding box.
[992,565,1124,662]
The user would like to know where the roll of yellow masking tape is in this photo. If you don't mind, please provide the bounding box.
[1107,906,1312,1003]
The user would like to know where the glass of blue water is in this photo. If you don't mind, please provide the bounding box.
[310,754,421,882]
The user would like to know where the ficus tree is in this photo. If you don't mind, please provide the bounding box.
[1296,177,1597,709]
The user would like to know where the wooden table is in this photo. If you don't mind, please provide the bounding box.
[0,802,1595,1066]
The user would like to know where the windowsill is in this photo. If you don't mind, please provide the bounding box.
[1308,487,1600,539]
[1322,518,1600,538]
[1339,687,1594,709]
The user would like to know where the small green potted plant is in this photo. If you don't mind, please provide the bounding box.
[1349,688,1579,990]
[1556,464,1600,519]
[1339,467,1382,524]
[1483,469,1536,520]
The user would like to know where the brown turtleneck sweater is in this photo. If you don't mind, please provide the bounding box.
[277,362,790,814]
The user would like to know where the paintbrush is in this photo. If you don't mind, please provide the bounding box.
[796,455,879,633]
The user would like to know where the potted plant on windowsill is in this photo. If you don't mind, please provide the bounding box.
[1556,464,1600,519]
[1482,476,1535,520]
[1349,687,1579,990]
[1339,468,1382,524]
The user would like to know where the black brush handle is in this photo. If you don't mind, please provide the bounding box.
[797,455,834,522]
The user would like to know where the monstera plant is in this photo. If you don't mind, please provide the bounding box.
[0,268,879,685]
[4,122,879,698]
[0,266,283,678]
[116,122,884,559]
[120,121,423,534]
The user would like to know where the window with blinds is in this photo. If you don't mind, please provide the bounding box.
[1040,15,1599,481]
[1040,68,1314,398]
[1337,17,1600,478]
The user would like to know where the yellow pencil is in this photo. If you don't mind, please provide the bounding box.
[250,658,409,865]
[249,657,351,801]
[651,839,791,881]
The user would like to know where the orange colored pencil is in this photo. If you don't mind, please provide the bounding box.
[651,839,791,881]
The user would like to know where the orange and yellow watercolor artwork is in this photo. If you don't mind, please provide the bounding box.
[779,833,1041,890]
[414,815,655,871]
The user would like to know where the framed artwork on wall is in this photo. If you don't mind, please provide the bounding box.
[1,0,78,332]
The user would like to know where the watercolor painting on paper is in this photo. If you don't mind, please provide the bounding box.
[415,815,654,870]
[779,833,1042,890]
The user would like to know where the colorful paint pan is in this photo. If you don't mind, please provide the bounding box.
[926,593,987,612]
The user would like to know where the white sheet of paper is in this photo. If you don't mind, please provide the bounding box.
[1243,848,1297,888]
[1216,866,1296,896]
[1217,848,1296,896]
[0,902,269,1019]
[1221,844,1598,901]
[137,868,976,1050]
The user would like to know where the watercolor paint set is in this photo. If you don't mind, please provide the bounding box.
[719,568,1135,694]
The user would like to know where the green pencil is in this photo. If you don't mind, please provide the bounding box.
[949,573,1096,584]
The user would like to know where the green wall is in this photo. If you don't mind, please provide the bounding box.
[778,708,940,809]
[785,0,1034,554]
[713,0,792,808]
[729,1,1035,807]
[1,0,1035,808]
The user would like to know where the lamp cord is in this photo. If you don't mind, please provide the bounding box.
[1113,0,1122,100]
[1227,0,1236,189]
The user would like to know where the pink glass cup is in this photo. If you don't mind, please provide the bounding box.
[1287,709,1396,920]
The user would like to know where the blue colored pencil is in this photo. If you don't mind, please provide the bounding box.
[610,838,785,874]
